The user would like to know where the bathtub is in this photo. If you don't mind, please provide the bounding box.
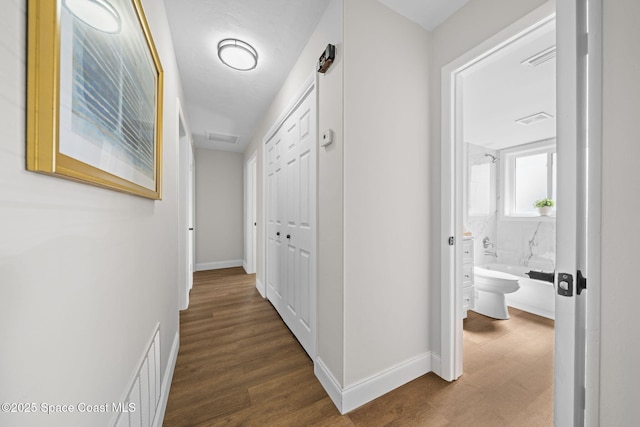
[480,263,555,320]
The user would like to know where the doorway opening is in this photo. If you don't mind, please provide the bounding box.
[439,0,599,423]
[436,0,602,425]
[245,152,258,275]
[457,17,558,420]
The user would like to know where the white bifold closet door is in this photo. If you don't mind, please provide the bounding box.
[265,84,316,359]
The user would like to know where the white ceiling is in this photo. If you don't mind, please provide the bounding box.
[163,0,332,152]
[379,0,471,31]
[462,19,556,150]
[163,0,471,153]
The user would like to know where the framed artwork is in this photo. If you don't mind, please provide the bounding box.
[27,0,164,199]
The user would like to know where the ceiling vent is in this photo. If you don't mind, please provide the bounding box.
[521,46,556,67]
[515,112,553,126]
[206,132,238,144]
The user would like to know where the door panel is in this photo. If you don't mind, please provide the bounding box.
[299,249,311,332]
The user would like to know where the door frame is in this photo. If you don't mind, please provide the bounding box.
[439,1,556,381]
[439,0,602,419]
[585,0,603,423]
[244,151,257,274]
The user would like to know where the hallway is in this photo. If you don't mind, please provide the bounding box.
[163,268,553,426]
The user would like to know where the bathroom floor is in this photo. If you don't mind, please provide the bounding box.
[459,308,555,425]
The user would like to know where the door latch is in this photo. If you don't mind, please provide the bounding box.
[577,270,587,295]
[557,272,573,297]
[448,236,454,246]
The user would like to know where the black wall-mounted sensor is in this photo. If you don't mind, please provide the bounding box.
[317,44,336,73]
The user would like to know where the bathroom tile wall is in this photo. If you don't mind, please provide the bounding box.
[466,143,556,272]
[497,220,556,272]
[466,143,498,264]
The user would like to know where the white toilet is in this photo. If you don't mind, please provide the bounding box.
[473,267,520,319]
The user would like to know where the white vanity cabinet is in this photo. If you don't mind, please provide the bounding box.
[462,237,475,318]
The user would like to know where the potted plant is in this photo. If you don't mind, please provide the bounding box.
[534,198,555,216]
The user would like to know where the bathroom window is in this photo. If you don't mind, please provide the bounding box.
[501,140,556,218]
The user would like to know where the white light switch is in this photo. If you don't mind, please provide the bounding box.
[321,129,334,147]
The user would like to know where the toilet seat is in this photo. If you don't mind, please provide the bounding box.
[474,267,520,293]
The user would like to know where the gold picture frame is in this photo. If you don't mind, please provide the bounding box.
[27,0,163,199]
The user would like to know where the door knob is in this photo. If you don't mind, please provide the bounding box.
[276,232,280,236]
[286,234,291,239]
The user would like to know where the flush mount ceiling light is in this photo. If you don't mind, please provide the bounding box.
[217,39,258,71]
[63,0,121,34]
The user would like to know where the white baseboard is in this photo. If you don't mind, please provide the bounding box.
[256,278,265,298]
[342,352,432,413]
[195,260,243,271]
[430,352,442,378]
[314,357,344,412]
[152,331,179,427]
[315,352,433,415]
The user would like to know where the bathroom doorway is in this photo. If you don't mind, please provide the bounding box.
[439,1,600,424]
[462,16,557,322]
[458,21,558,422]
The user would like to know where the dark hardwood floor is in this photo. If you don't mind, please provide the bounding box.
[163,268,553,426]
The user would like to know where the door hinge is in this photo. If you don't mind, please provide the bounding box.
[577,269,587,295]
[448,236,454,246]
[579,32,589,57]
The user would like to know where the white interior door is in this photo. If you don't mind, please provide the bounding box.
[282,92,315,357]
[178,104,191,310]
[264,80,316,359]
[266,134,284,313]
[187,148,195,291]
[250,156,257,274]
[555,0,588,424]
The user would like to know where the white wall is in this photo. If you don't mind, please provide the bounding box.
[600,0,640,421]
[0,1,187,425]
[314,0,345,385]
[342,0,431,389]
[429,0,551,356]
[194,149,244,270]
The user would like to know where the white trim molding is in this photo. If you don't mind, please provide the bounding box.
[430,352,442,378]
[314,358,344,413]
[111,326,179,427]
[255,278,265,298]
[315,353,433,414]
[195,260,243,271]
[152,331,179,427]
